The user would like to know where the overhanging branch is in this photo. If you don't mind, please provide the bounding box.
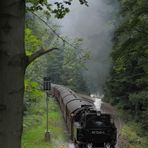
[26,47,58,66]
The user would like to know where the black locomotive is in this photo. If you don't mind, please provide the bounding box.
[51,84,117,148]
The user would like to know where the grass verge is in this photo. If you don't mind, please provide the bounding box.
[117,109,148,148]
[22,95,67,148]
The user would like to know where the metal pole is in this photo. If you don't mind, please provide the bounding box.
[44,91,50,141]
[43,77,51,141]
[46,92,48,132]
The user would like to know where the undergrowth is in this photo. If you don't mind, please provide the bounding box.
[117,109,148,148]
[22,94,67,148]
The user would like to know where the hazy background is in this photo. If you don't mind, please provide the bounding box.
[56,0,119,94]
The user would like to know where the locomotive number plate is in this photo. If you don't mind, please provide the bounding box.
[91,131,105,134]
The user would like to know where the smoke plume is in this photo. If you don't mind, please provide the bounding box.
[57,0,119,94]
[91,94,104,111]
[94,98,102,111]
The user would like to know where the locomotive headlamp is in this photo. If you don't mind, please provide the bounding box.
[87,143,93,148]
[71,113,74,117]
[97,111,101,116]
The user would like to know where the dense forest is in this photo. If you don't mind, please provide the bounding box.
[0,0,147,147]
[105,0,148,147]
[106,0,148,128]
[24,0,148,147]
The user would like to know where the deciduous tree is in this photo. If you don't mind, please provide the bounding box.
[0,0,88,147]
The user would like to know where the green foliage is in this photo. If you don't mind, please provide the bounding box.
[120,122,148,148]
[24,51,67,147]
[25,10,58,49]
[24,79,43,109]
[25,28,42,55]
[46,38,90,92]
[25,0,90,92]
[22,97,67,148]
[24,24,49,111]
[129,91,148,104]
[105,0,148,132]
[23,1,91,147]
[26,0,88,19]
[62,46,89,91]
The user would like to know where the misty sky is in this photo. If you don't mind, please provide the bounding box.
[56,0,118,94]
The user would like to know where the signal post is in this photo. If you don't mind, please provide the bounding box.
[43,77,51,142]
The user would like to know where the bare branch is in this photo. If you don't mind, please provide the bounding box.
[26,47,58,66]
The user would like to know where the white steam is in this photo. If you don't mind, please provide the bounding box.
[67,143,75,148]
[94,99,102,111]
[91,94,104,111]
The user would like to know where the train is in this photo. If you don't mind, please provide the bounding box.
[51,84,117,148]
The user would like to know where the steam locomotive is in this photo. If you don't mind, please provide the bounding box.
[51,84,117,148]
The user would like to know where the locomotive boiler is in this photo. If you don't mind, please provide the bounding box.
[51,84,117,148]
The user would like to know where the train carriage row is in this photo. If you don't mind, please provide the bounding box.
[51,84,117,148]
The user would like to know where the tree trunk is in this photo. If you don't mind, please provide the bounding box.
[0,0,25,147]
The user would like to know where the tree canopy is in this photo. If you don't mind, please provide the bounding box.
[105,0,148,129]
[26,0,88,18]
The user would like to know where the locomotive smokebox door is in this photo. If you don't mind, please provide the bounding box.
[43,77,51,91]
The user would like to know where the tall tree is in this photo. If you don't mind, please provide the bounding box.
[0,1,25,147]
[0,0,88,147]
[105,0,148,128]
